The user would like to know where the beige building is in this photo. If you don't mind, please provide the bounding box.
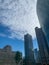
[0,45,16,65]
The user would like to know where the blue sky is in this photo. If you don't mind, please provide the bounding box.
[0,0,40,56]
[0,23,38,56]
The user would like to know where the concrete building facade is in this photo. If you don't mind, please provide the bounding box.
[0,45,16,65]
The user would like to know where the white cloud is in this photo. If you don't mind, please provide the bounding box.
[0,0,40,40]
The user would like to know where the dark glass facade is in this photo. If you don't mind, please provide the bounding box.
[35,27,49,64]
[37,0,49,46]
[24,34,35,65]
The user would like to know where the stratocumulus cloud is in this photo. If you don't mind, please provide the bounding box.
[0,0,40,40]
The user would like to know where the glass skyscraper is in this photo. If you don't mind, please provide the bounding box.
[24,34,35,65]
[35,27,49,64]
[37,0,49,46]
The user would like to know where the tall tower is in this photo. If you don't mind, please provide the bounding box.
[35,27,49,64]
[24,34,35,65]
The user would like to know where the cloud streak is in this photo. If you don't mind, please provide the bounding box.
[0,0,40,40]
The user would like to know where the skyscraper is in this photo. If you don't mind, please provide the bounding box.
[24,34,35,65]
[35,27,49,64]
[37,0,49,46]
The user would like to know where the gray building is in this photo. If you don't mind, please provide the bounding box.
[24,34,35,65]
[37,0,49,47]
[35,27,49,64]
[34,49,41,63]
